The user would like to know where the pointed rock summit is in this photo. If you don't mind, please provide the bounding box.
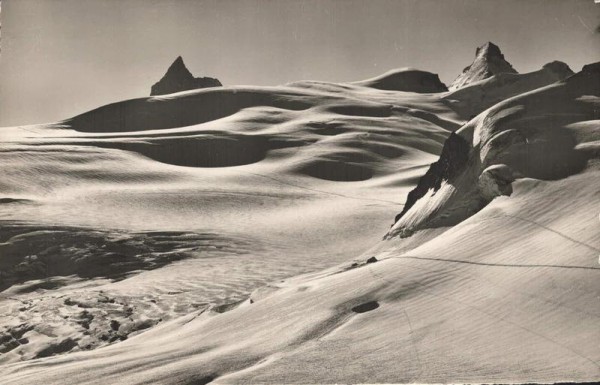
[150,56,222,96]
[450,42,517,90]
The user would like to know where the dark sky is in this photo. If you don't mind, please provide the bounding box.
[1,0,599,127]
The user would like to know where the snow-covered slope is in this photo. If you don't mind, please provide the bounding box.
[1,53,598,383]
[390,62,599,239]
[444,60,574,118]
[0,72,459,364]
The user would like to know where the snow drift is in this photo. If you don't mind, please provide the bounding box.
[1,46,599,384]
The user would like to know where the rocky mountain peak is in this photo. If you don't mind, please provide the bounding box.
[150,56,222,96]
[475,42,503,59]
[450,42,517,90]
[166,56,193,78]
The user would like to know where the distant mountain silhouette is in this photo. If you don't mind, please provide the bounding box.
[150,56,222,96]
[450,42,517,90]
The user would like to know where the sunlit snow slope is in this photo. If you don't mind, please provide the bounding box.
[0,71,460,364]
[1,55,599,384]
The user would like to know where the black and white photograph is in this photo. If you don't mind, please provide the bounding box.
[0,0,599,384]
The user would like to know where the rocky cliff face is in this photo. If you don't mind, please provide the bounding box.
[150,56,222,96]
[449,42,517,90]
[394,132,470,223]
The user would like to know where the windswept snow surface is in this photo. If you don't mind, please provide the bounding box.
[0,78,458,365]
[1,62,599,384]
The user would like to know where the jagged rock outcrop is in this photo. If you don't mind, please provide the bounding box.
[394,132,470,223]
[450,42,517,90]
[150,56,222,96]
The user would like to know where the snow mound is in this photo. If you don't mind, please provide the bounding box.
[62,87,312,133]
[352,68,448,93]
[0,69,458,363]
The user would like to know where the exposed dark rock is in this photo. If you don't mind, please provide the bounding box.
[0,198,30,204]
[0,324,34,354]
[394,132,470,224]
[0,340,20,354]
[34,338,78,358]
[366,257,378,264]
[450,42,517,90]
[150,56,222,96]
[351,301,380,313]
[77,310,94,330]
[110,320,120,331]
